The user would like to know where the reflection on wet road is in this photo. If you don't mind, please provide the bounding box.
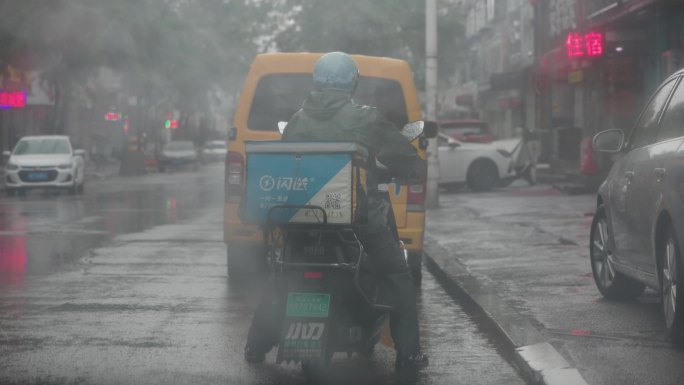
[0,169,222,285]
[0,166,526,384]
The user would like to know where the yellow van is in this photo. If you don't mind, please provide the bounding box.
[224,53,430,280]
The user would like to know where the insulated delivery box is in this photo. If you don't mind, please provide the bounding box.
[243,141,369,225]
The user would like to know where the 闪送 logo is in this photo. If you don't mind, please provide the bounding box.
[259,175,275,191]
[259,175,310,192]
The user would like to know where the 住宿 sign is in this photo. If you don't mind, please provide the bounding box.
[566,32,604,58]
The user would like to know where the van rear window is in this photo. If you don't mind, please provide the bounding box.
[247,74,408,131]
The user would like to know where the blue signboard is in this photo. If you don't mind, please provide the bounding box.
[243,141,367,225]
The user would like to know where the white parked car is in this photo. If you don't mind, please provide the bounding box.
[200,140,227,163]
[438,132,521,192]
[3,135,86,196]
[159,140,199,172]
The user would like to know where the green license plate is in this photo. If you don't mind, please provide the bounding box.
[286,292,330,318]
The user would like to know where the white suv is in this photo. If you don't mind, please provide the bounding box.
[3,135,86,196]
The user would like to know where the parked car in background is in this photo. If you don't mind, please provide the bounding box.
[200,140,227,163]
[437,132,519,192]
[590,69,684,344]
[3,135,85,196]
[159,140,199,172]
[439,119,497,143]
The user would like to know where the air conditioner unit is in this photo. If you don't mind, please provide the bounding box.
[662,49,683,79]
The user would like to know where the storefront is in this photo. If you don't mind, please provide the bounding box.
[536,0,684,184]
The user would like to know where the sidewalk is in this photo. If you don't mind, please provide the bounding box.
[536,162,604,195]
[424,184,595,385]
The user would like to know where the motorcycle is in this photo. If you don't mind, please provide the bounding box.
[500,127,540,187]
[258,122,430,373]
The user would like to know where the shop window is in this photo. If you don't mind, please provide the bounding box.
[657,78,684,142]
[629,79,677,149]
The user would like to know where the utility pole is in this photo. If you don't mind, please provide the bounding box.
[425,0,440,208]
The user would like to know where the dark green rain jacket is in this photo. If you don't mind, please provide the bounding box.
[282,90,417,229]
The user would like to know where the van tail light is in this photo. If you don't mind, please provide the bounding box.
[580,138,598,176]
[226,151,244,203]
[407,159,427,211]
[304,271,323,279]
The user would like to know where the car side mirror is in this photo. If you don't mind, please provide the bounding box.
[423,121,438,138]
[593,129,624,153]
[228,127,237,141]
[448,141,460,149]
[2,150,10,157]
[74,149,86,157]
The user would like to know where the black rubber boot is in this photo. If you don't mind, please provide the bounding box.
[244,346,266,363]
[245,275,283,363]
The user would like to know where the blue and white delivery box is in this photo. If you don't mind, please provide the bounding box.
[243,141,369,225]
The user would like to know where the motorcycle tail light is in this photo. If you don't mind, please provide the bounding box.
[407,159,427,211]
[304,271,323,279]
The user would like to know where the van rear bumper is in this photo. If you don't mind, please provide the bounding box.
[227,240,267,263]
[225,205,424,253]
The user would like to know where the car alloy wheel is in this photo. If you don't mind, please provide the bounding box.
[660,227,684,346]
[591,213,615,288]
[467,160,498,192]
[589,206,645,300]
[663,236,678,330]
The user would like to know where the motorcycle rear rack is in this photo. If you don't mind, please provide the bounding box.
[266,204,391,312]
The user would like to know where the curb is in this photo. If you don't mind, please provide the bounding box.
[424,240,589,385]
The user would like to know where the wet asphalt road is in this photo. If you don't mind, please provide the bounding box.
[0,165,526,385]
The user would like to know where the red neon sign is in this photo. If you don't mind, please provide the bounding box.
[566,32,604,58]
[585,32,603,57]
[566,32,585,58]
[105,112,122,121]
[0,91,26,108]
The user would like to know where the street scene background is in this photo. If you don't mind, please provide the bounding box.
[3,1,684,385]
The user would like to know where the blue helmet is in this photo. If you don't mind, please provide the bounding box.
[313,52,359,93]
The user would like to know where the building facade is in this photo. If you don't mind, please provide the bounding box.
[452,0,684,183]
[535,0,684,180]
[452,0,536,139]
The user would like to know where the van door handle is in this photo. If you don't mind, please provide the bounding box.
[624,171,635,179]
